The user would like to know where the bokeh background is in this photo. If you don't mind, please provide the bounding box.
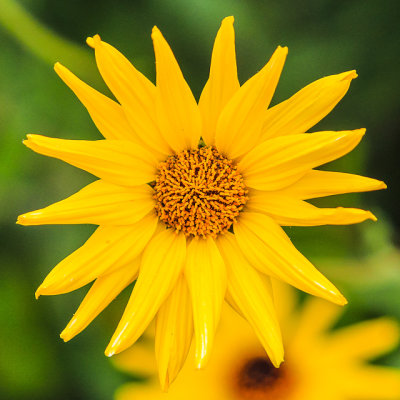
[1,0,399,399]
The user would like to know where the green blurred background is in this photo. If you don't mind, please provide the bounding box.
[0,0,399,399]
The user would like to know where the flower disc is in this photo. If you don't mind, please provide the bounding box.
[154,146,248,238]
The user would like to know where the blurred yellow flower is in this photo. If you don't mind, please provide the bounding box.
[114,285,400,400]
[18,16,385,387]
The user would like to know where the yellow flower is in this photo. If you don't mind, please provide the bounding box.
[18,16,385,387]
[114,285,400,400]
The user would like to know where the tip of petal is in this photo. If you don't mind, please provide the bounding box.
[23,134,36,147]
[105,347,116,357]
[86,34,101,48]
[195,352,209,370]
[195,360,204,370]
[17,211,42,225]
[379,181,388,190]
[23,134,48,152]
[16,212,39,225]
[354,128,366,137]
[151,26,162,40]
[368,212,378,222]
[322,286,348,306]
[270,356,284,368]
[271,46,289,59]
[275,45,289,57]
[53,61,62,71]
[376,318,400,349]
[60,329,70,342]
[342,70,358,80]
[336,295,348,306]
[54,62,68,76]
[159,374,170,393]
[60,318,79,342]
[23,139,34,151]
[105,338,122,357]
[35,283,55,299]
[270,338,285,367]
[35,287,43,299]
[221,16,234,25]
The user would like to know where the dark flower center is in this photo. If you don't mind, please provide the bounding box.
[239,357,281,389]
[234,357,292,399]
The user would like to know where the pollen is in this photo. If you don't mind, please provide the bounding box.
[154,146,248,238]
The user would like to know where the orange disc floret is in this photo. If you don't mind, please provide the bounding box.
[154,146,248,238]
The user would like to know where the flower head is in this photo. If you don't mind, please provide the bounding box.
[18,16,385,388]
[114,284,400,400]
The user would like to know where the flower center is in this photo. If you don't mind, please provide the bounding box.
[154,146,248,238]
[234,357,292,399]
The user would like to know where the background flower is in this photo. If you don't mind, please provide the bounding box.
[1,0,400,399]
[113,283,400,400]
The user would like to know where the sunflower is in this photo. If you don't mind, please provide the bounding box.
[18,16,385,387]
[114,284,400,400]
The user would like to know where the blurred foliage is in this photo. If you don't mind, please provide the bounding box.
[0,0,399,399]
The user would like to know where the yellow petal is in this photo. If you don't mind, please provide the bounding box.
[198,16,240,146]
[238,129,365,191]
[36,213,158,297]
[234,211,347,305]
[116,383,168,400]
[223,289,244,319]
[151,27,201,152]
[292,297,343,343]
[261,71,358,140]
[217,232,284,367]
[246,191,376,226]
[54,62,139,142]
[279,169,387,199]
[327,318,399,361]
[105,229,186,356]
[155,274,193,390]
[215,46,287,159]
[17,180,154,226]
[113,341,157,377]
[185,237,227,368]
[271,279,298,334]
[86,35,170,157]
[341,367,400,399]
[60,258,141,342]
[24,135,157,187]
